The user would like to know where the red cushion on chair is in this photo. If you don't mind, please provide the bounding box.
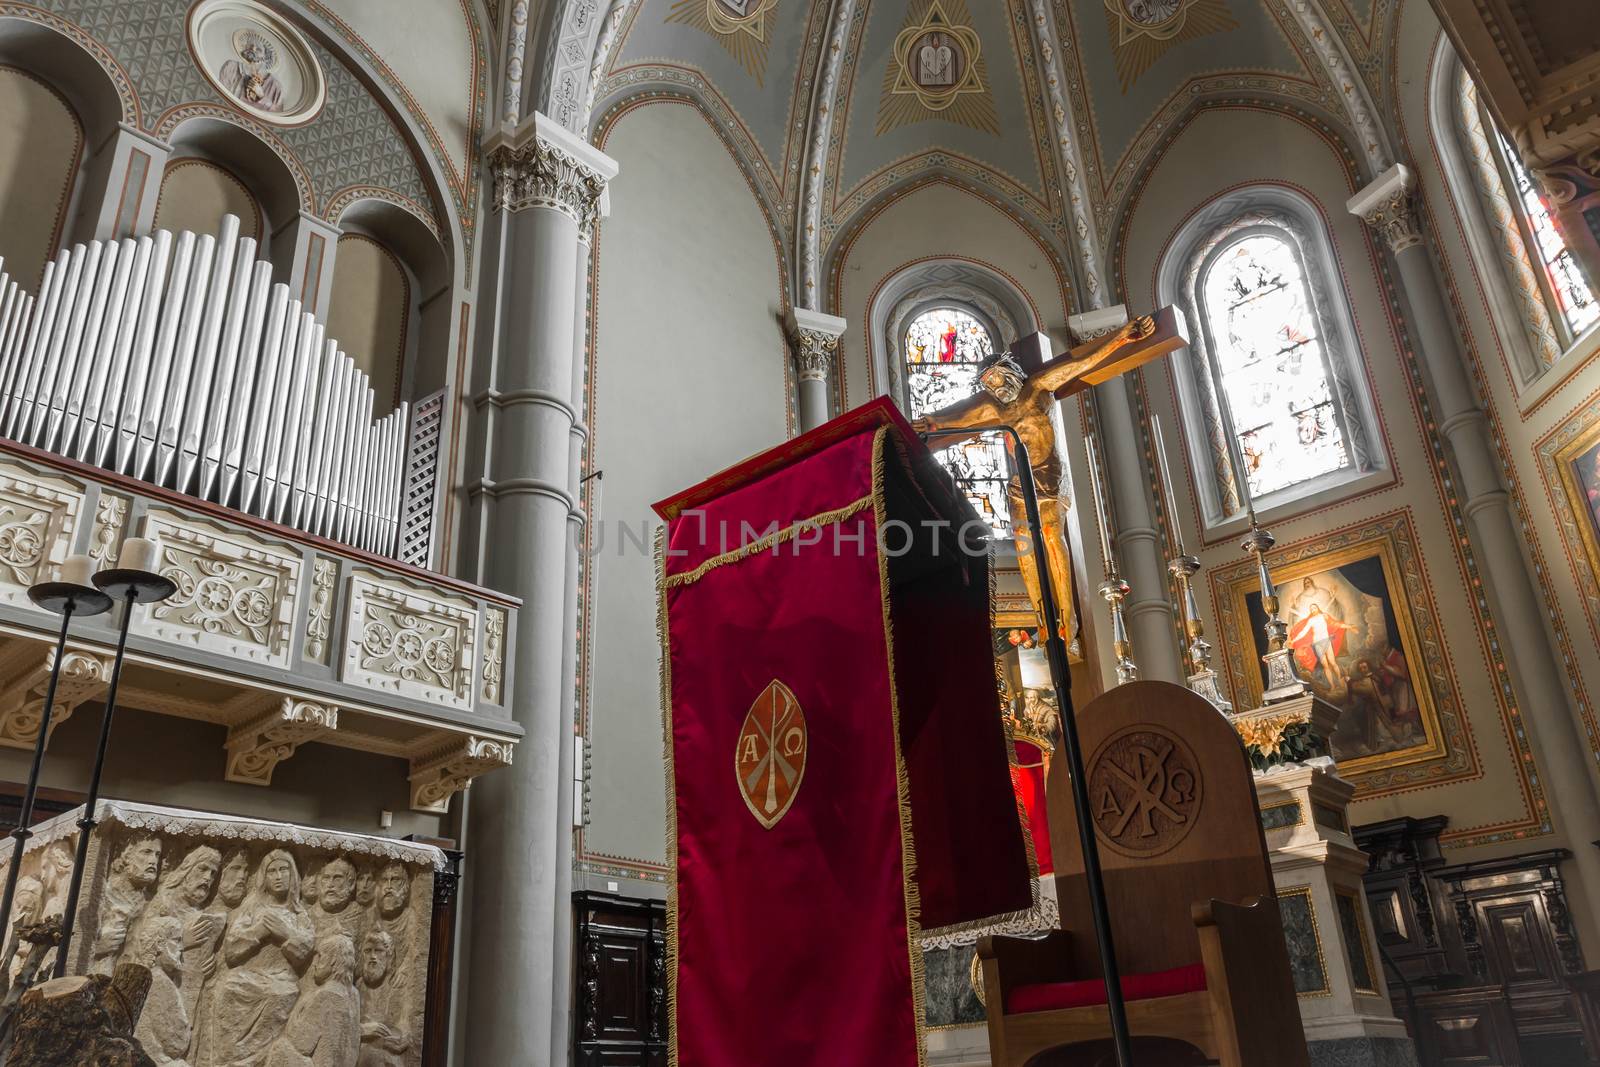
[1006,962,1209,1014]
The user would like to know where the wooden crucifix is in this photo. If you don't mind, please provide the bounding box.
[913,306,1190,647]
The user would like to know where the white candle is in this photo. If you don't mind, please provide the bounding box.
[1084,432,1117,576]
[59,554,94,587]
[119,536,160,574]
[1150,416,1185,557]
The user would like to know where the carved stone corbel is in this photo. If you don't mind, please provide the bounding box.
[0,650,113,750]
[785,308,846,384]
[408,735,516,813]
[224,698,339,786]
[485,114,616,240]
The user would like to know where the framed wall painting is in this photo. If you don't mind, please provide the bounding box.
[1212,511,1471,790]
[1546,405,1600,638]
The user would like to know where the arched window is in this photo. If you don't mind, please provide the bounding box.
[1487,125,1599,338]
[1199,232,1349,499]
[1160,189,1384,526]
[902,306,1012,535]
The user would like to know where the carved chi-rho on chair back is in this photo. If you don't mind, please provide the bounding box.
[980,680,1309,1067]
[0,215,427,558]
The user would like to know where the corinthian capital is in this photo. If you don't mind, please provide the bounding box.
[1347,164,1422,253]
[486,113,618,238]
[786,307,847,384]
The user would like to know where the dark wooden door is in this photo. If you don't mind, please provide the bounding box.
[574,891,667,1067]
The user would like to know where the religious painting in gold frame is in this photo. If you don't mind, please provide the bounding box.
[1213,512,1461,782]
[1551,413,1600,628]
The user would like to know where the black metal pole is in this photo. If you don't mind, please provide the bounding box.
[922,425,1135,1067]
[53,590,134,978]
[0,604,75,944]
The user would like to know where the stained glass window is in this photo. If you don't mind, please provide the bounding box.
[903,307,1011,535]
[1200,233,1350,499]
[1494,131,1600,337]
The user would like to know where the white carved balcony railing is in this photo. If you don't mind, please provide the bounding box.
[0,215,441,564]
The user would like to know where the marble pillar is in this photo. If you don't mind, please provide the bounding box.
[1258,762,1418,1067]
[787,307,845,432]
[1348,164,1600,952]
[463,112,615,1064]
[1070,305,1185,683]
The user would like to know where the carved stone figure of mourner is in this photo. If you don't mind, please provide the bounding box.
[5,875,44,982]
[131,846,224,1031]
[356,931,410,1067]
[130,915,192,1066]
[212,849,315,1066]
[92,836,163,975]
[264,934,360,1067]
[310,859,363,945]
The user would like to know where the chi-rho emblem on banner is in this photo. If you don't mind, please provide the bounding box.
[736,679,808,829]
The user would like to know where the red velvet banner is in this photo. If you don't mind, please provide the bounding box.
[656,399,1032,1067]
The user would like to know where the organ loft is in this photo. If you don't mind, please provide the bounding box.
[0,0,1597,1064]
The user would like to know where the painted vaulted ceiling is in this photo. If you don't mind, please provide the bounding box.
[587,0,1396,304]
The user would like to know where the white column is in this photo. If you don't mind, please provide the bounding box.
[786,307,845,432]
[463,112,616,1064]
[1348,164,1600,953]
[1071,305,1186,683]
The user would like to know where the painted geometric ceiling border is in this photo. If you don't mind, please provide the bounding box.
[301,0,486,260]
[596,63,785,213]
[575,91,797,885]
[0,4,139,123]
[823,0,1059,228]
[1048,0,1353,219]
[822,173,1071,331]
[1111,102,1366,300]
[1391,74,1600,779]
[849,251,1050,414]
[598,0,832,214]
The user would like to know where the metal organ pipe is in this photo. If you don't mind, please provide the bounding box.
[0,216,413,557]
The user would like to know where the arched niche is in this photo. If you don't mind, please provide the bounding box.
[328,197,450,411]
[867,258,1037,416]
[0,66,82,289]
[152,158,263,241]
[156,115,301,274]
[0,17,124,282]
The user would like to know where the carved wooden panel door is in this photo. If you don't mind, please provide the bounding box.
[574,891,668,1067]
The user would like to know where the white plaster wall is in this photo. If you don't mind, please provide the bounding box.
[583,101,789,882]
[1117,105,1545,858]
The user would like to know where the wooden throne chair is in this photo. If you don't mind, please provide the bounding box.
[978,681,1310,1067]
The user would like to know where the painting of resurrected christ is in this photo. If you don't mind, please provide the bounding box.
[1244,552,1430,763]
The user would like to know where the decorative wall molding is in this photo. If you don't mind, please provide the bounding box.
[0,649,113,750]
[305,555,338,664]
[140,509,302,670]
[0,461,83,606]
[482,606,506,704]
[408,734,516,813]
[342,569,480,711]
[88,492,129,566]
[224,697,340,785]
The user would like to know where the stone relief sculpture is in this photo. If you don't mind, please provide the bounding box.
[0,802,439,1067]
[264,934,360,1067]
[93,837,164,975]
[356,932,409,1067]
[213,849,315,1064]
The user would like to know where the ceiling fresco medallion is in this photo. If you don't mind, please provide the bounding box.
[1104,0,1239,94]
[878,0,997,136]
[665,0,782,87]
[735,679,808,830]
[187,0,326,126]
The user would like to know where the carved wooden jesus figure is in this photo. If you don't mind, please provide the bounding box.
[913,308,1189,644]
